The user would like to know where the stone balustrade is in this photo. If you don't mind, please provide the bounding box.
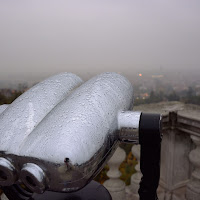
[104,103,200,200]
[103,147,126,200]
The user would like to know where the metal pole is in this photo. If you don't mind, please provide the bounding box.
[138,113,162,200]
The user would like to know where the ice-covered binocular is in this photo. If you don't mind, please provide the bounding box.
[0,73,162,199]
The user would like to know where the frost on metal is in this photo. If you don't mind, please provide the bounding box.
[0,72,140,193]
[19,72,134,165]
[0,105,8,115]
[0,157,15,172]
[0,73,83,154]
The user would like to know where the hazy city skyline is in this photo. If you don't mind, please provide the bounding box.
[0,0,200,83]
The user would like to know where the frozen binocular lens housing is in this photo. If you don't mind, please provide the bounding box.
[0,72,162,199]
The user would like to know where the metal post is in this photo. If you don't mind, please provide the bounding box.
[138,113,162,200]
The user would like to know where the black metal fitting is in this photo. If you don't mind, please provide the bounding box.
[138,113,162,200]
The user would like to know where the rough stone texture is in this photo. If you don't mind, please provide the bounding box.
[186,135,200,200]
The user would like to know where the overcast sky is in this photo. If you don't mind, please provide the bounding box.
[0,0,200,82]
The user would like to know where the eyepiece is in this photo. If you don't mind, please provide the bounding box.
[20,163,47,194]
[0,157,17,186]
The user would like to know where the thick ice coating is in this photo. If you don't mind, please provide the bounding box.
[0,73,83,154]
[0,105,8,115]
[19,72,133,165]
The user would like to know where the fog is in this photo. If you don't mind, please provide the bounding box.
[0,0,200,82]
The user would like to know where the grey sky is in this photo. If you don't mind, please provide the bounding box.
[0,0,200,82]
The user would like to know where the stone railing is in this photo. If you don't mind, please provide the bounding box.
[104,111,200,200]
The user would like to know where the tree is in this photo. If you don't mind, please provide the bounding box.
[167,91,180,101]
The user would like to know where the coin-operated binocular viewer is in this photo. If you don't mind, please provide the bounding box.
[0,73,162,200]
